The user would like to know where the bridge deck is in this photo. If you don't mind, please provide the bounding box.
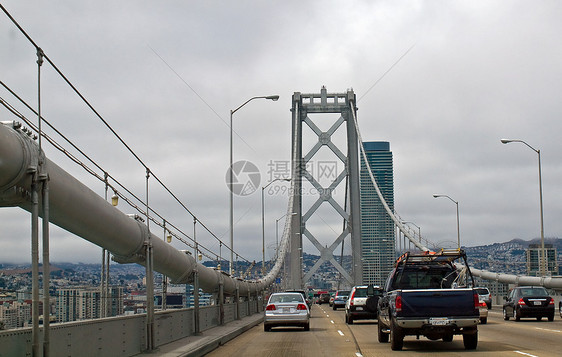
[201,305,561,357]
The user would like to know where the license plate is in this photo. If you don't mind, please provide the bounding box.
[533,301,542,306]
[430,318,450,326]
[356,307,363,311]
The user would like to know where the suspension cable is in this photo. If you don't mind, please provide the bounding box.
[0,92,243,265]
[348,99,429,251]
[0,6,246,263]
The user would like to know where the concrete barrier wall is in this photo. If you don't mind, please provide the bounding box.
[0,302,260,357]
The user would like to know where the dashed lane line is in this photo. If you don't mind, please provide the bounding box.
[535,326,562,333]
[514,351,538,357]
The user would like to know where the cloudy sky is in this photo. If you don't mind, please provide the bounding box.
[1,1,562,265]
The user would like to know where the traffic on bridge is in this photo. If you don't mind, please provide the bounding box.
[207,304,562,357]
[2,2,562,357]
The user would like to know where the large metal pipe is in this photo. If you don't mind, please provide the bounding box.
[470,266,562,289]
[0,121,282,295]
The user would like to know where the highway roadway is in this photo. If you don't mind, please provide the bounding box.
[206,304,562,356]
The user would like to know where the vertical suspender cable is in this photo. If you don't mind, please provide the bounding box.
[37,45,52,357]
[193,217,200,332]
[101,173,108,318]
[145,169,154,351]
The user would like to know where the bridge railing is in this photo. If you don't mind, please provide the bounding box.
[0,299,263,357]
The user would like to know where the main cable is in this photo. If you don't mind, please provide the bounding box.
[0,4,252,264]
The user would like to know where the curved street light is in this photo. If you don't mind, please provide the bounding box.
[229,95,279,276]
[501,138,546,276]
[433,194,460,249]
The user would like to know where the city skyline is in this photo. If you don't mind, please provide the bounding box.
[2,1,562,264]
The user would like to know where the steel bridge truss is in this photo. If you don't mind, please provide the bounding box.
[290,87,362,288]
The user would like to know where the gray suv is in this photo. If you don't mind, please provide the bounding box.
[345,285,382,324]
[474,287,492,309]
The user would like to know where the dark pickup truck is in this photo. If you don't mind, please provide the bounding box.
[377,250,480,351]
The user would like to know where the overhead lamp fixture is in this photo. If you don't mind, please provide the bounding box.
[166,231,172,243]
[111,191,119,206]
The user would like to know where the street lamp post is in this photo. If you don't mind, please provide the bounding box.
[262,178,291,276]
[229,95,279,276]
[433,194,460,249]
[501,139,546,276]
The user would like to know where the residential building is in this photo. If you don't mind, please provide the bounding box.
[56,286,123,322]
[0,300,31,329]
[526,243,558,276]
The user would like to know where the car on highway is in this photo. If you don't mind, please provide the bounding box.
[502,286,554,321]
[286,289,312,308]
[264,292,310,331]
[474,287,492,309]
[345,285,382,324]
[332,290,350,310]
[478,299,488,324]
[328,294,334,307]
[317,291,331,305]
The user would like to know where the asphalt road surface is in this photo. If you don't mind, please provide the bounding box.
[206,304,562,356]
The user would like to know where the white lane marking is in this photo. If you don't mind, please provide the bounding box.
[338,330,344,336]
[514,351,538,357]
[535,327,562,333]
[330,320,334,324]
[355,353,363,357]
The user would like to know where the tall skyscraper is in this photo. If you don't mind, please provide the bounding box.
[360,141,395,286]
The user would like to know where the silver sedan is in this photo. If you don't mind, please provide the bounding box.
[264,292,310,331]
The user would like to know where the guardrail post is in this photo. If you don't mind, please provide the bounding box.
[193,269,200,334]
[41,176,50,357]
[248,291,251,316]
[31,171,40,357]
[235,285,240,320]
[219,280,224,325]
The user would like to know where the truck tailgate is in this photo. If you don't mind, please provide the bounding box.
[399,289,477,318]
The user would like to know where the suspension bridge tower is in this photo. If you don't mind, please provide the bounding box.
[288,87,362,289]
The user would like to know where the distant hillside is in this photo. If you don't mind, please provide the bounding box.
[464,237,561,275]
[508,237,562,250]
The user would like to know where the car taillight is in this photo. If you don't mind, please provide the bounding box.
[479,301,487,308]
[473,293,479,309]
[349,290,355,306]
[395,295,402,312]
[549,298,554,305]
[297,304,307,310]
[266,304,276,311]
[517,298,525,306]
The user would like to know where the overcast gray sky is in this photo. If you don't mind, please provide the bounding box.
[1,1,562,264]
